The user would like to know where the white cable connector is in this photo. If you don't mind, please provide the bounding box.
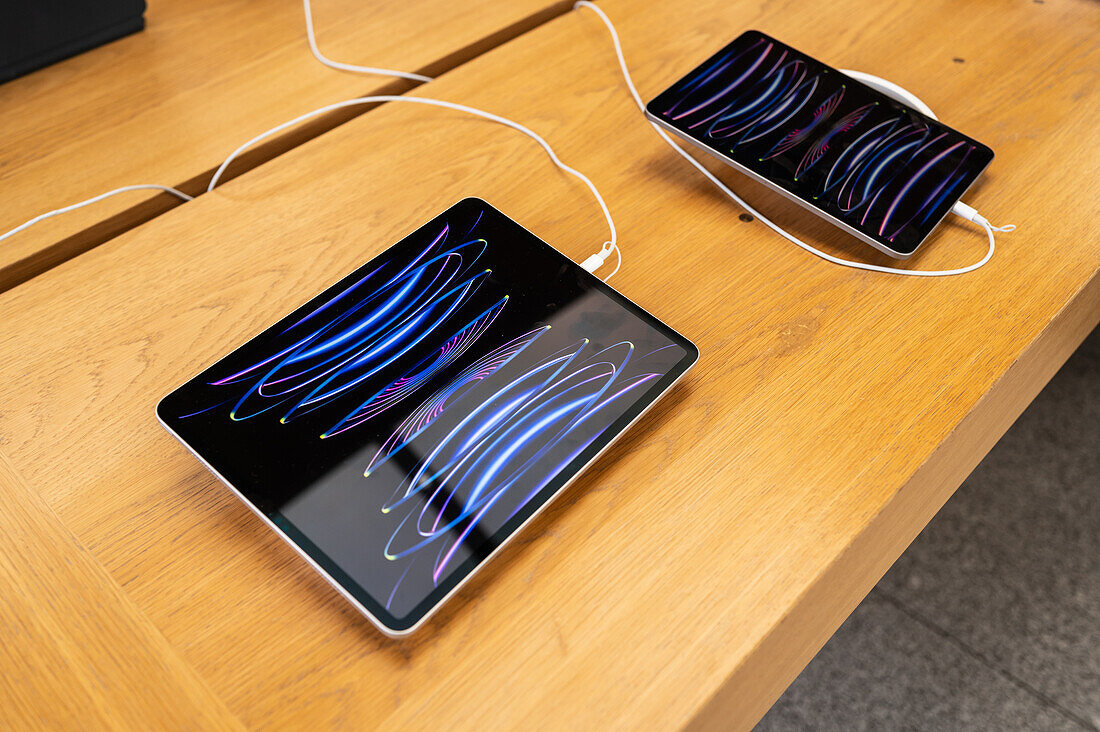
[580,251,608,273]
[580,240,621,278]
[950,201,1015,233]
[574,0,1015,277]
[302,0,432,83]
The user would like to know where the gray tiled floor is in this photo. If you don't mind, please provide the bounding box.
[757,326,1099,731]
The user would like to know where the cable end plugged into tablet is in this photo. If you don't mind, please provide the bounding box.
[580,241,622,281]
[952,201,1016,232]
[580,250,610,273]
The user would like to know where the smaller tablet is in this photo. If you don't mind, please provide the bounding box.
[158,198,697,636]
[645,30,994,259]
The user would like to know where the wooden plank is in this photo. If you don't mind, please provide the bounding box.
[0,0,1096,727]
[0,0,571,293]
[686,268,1100,730]
[0,450,245,730]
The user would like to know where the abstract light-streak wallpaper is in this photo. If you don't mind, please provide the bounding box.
[647,30,993,255]
[158,198,696,630]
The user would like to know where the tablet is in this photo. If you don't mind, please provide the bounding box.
[645,30,994,258]
[157,198,697,636]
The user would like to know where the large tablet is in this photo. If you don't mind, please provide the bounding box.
[158,198,697,636]
[646,30,994,259]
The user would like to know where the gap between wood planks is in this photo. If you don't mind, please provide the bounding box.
[0,0,578,295]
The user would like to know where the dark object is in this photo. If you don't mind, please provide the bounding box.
[158,198,697,635]
[646,30,994,259]
[0,0,147,84]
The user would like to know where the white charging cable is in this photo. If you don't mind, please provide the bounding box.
[303,1,615,274]
[3,8,622,279]
[1,1,434,252]
[574,1,1015,276]
[301,0,614,274]
[839,69,938,119]
[302,0,433,83]
[1,98,620,281]
[0,184,193,245]
[208,94,620,278]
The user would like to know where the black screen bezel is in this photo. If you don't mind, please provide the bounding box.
[645,30,994,257]
[156,198,698,634]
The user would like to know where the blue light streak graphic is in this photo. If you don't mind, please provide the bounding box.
[655,36,982,243]
[181,206,680,611]
[377,339,665,597]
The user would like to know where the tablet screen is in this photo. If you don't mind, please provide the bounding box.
[646,31,994,256]
[158,198,697,633]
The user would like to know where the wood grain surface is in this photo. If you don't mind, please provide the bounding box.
[0,0,1096,728]
[0,450,245,730]
[0,0,570,294]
